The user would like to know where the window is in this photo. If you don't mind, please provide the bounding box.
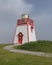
[31,26,33,32]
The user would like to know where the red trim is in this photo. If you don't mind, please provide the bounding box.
[17,23,33,27]
[17,18,34,26]
[17,23,27,26]
[17,18,33,24]
[27,24,29,43]
[17,23,33,26]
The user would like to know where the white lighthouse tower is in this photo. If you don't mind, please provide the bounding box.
[14,14,36,45]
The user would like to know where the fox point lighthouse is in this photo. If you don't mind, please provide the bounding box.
[14,14,37,45]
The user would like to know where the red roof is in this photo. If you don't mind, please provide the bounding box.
[17,18,34,26]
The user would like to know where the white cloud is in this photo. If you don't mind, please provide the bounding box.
[0,0,33,18]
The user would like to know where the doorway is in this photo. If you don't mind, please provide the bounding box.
[18,32,23,44]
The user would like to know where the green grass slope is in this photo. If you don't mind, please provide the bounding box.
[0,44,52,65]
[15,40,52,53]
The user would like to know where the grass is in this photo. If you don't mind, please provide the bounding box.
[14,40,52,53]
[0,43,52,65]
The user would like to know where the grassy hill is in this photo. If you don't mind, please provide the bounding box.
[0,42,52,65]
[14,40,52,53]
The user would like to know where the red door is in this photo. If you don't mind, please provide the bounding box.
[18,32,23,44]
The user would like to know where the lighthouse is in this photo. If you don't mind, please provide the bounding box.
[14,14,37,45]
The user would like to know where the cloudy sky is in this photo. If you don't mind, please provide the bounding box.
[0,0,52,43]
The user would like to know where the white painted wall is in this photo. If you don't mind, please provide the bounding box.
[28,25,37,42]
[14,25,28,44]
[14,24,37,45]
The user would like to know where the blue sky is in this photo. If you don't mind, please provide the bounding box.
[0,0,52,43]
